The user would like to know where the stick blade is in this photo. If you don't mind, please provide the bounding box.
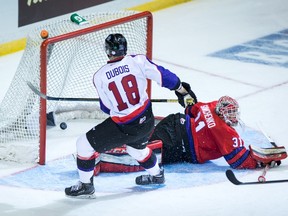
[226,169,243,185]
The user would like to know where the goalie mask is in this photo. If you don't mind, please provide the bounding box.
[105,33,127,57]
[215,96,240,126]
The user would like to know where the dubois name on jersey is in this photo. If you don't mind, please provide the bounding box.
[93,54,180,124]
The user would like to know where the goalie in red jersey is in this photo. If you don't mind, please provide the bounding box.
[150,95,286,168]
[94,95,286,174]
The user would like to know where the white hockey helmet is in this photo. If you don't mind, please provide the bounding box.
[215,96,240,126]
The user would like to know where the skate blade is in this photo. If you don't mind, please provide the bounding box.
[66,193,96,199]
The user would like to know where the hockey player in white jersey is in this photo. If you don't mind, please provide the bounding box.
[65,33,197,198]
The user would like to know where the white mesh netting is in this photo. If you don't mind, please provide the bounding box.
[0,11,150,163]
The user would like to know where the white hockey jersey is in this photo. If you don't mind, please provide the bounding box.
[93,54,180,124]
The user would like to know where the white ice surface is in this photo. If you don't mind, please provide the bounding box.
[1,0,288,215]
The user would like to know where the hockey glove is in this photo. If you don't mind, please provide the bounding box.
[175,82,198,108]
[257,160,281,168]
[249,145,287,168]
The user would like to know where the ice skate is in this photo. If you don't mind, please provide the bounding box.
[135,167,165,185]
[65,177,95,199]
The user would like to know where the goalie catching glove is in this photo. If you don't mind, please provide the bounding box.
[249,145,287,168]
[175,82,198,108]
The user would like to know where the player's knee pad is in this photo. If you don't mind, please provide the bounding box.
[126,146,157,169]
[76,134,95,158]
[126,145,150,161]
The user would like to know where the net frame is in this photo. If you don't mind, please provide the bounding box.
[38,11,153,165]
[0,11,153,165]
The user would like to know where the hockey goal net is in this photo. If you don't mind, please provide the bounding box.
[0,11,153,165]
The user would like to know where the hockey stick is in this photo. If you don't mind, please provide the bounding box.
[258,164,269,182]
[257,122,277,147]
[226,125,286,185]
[255,123,281,182]
[228,145,287,185]
[226,169,288,185]
[27,81,180,103]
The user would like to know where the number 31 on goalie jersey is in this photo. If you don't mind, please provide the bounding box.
[108,74,141,111]
[232,137,244,148]
[193,111,244,148]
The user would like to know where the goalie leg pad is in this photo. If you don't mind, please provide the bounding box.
[94,140,163,174]
[76,134,95,158]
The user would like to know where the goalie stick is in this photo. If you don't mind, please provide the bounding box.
[255,122,277,146]
[226,126,287,185]
[27,81,185,103]
[226,169,288,185]
[258,164,269,182]
[255,123,279,182]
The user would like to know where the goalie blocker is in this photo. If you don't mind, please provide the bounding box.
[249,145,287,167]
[93,140,162,175]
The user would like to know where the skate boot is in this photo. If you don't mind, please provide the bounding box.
[65,177,95,199]
[135,167,165,185]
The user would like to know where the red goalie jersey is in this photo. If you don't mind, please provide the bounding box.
[185,100,258,168]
